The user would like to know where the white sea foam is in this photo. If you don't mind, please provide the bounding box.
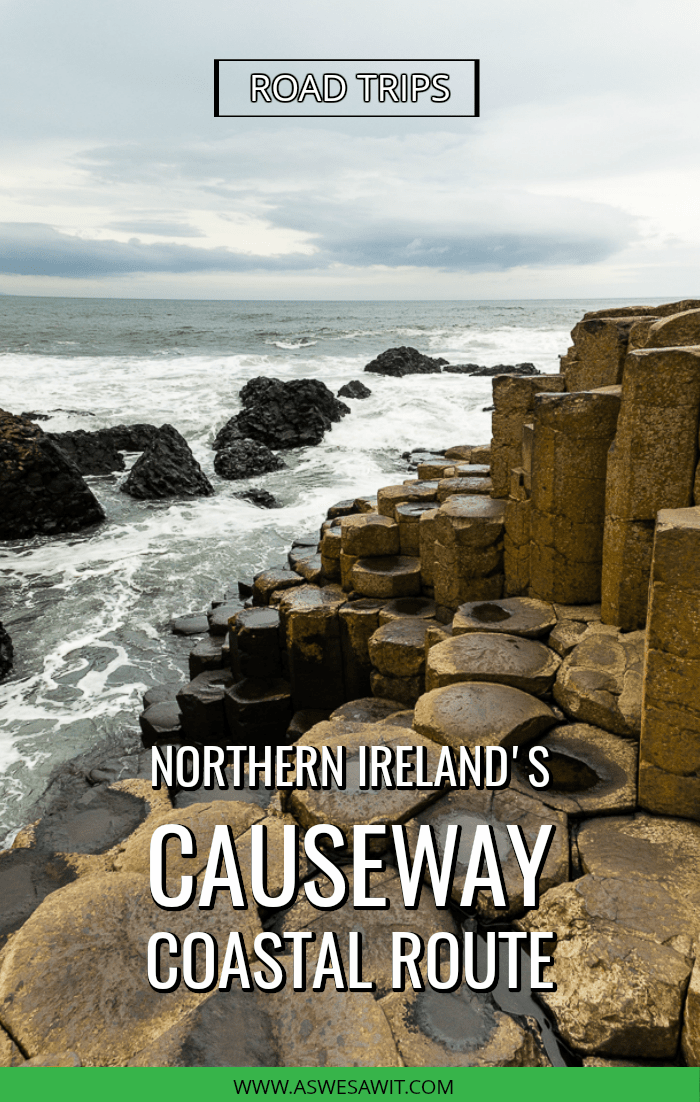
[0,298,591,842]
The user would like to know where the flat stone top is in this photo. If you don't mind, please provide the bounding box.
[330,697,405,723]
[454,597,556,638]
[427,632,561,694]
[395,502,438,520]
[414,682,556,749]
[438,496,506,521]
[577,813,700,900]
[287,725,447,835]
[234,607,280,631]
[509,722,637,818]
[340,513,396,530]
[354,555,421,576]
[379,596,436,622]
[278,583,345,614]
[371,618,432,648]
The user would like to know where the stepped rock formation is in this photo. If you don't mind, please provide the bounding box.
[4,300,700,1068]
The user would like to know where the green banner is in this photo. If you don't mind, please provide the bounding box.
[1,1066,697,1102]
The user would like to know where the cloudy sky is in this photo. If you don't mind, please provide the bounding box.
[1,0,698,299]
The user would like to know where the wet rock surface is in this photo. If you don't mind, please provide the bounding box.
[48,428,125,474]
[381,986,545,1066]
[128,985,278,1067]
[414,681,557,751]
[338,379,372,399]
[510,723,638,817]
[0,407,106,538]
[453,597,556,638]
[426,631,561,695]
[0,873,262,1066]
[121,423,213,499]
[213,439,285,479]
[0,622,13,680]
[235,487,281,508]
[364,346,445,377]
[554,626,644,736]
[215,377,350,450]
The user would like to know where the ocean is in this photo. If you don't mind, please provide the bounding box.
[0,295,661,845]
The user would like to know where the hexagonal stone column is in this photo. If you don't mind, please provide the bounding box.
[278,585,346,711]
[368,617,431,706]
[426,631,560,696]
[352,556,421,599]
[490,374,564,498]
[602,347,700,630]
[432,496,506,614]
[639,506,700,820]
[338,597,385,700]
[530,387,621,604]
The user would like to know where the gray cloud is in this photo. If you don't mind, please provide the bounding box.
[103,220,205,237]
[0,223,316,276]
[0,210,636,278]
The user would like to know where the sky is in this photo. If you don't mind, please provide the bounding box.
[1,0,698,299]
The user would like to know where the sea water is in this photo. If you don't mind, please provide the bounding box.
[0,295,659,844]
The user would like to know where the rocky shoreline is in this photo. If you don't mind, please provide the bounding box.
[1,302,699,1068]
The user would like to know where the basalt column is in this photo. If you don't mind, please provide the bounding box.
[639,507,700,821]
[490,374,564,499]
[601,347,700,630]
[529,387,621,605]
[278,585,346,711]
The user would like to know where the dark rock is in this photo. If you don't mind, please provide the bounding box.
[471,362,539,377]
[20,411,51,421]
[214,377,351,451]
[207,601,241,636]
[364,346,444,378]
[214,439,285,479]
[139,701,183,746]
[0,622,13,680]
[287,709,332,740]
[211,421,246,451]
[32,785,149,855]
[142,683,182,709]
[47,429,125,475]
[121,424,213,499]
[441,362,539,376]
[338,380,372,399]
[101,424,158,451]
[402,449,447,468]
[45,424,159,475]
[0,849,77,952]
[0,408,105,538]
[127,986,279,1067]
[188,636,225,679]
[235,488,280,508]
[171,612,209,635]
[326,499,359,519]
[237,576,254,599]
[177,669,235,743]
[224,678,292,743]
